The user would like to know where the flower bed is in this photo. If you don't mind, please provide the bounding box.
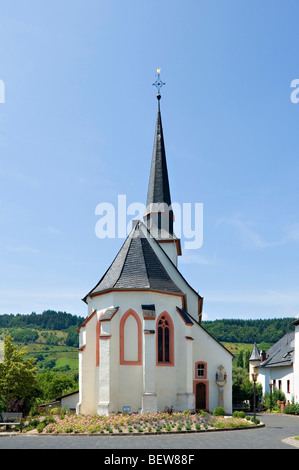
[37,411,257,435]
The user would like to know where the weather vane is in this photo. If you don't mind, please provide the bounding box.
[153,68,165,98]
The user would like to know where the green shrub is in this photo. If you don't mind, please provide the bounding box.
[214,420,225,429]
[285,404,299,415]
[213,407,225,416]
[29,408,41,417]
[28,418,40,428]
[37,422,46,433]
[197,410,208,415]
[251,417,260,424]
[233,410,245,418]
[263,388,286,411]
[46,415,55,424]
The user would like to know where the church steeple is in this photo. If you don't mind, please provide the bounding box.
[144,71,181,266]
[146,96,171,209]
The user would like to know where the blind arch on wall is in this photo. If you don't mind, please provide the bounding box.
[120,309,142,365]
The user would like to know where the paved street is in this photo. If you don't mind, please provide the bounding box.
[0,413,299,450]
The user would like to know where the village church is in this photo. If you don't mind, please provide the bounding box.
[76,85,234,416]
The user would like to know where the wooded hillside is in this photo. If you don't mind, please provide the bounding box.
[202,317,296,344]
[0,310,85,348]
[0,310,84,330]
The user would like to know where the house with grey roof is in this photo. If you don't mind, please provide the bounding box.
[76,80,234,416]
[249,319,299,404]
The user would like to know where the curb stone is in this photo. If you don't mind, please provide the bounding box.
[281,437,299,449]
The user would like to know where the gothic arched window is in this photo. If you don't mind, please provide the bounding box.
[156,312,174,366]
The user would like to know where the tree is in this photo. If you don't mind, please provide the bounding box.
[42,332,59,345]
[244,350,251,371]
[236,350,244,368]
[37,371,77,402]
[232,367,249,403]
[232,366,262,407]
[9,328,39,343]
[0,336,38,413]
[66,325,79,347]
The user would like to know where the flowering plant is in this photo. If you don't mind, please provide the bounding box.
[41,411,255,434]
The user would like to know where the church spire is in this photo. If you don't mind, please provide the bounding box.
[146,94,171,208]
[144,70,181,265]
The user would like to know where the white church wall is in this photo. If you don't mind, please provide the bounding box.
[86,292,114,318]
[79,289,233,415]
[118,365,143,412]
[156,366,177,410]
[192,325,233,414]
[78,313,97,414]
[109,311,120,412]
[157,240,178,266]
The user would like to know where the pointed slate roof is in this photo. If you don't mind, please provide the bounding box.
[83,221,183,302]
[259,331,294,368]
[146,99,171,208]
[249,342,261,362]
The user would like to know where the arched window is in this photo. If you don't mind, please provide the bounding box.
[156,312,174,366]
[194,361,207,380]
[120,309,142,365]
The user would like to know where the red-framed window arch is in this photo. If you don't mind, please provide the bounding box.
[195,361,207,380]
[119,309,142,365]
[156,311,174,366]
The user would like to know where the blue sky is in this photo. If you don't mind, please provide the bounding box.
[0,0,299,321]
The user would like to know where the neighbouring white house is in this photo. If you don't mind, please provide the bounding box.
[249,319,299,404]
[38,391,79,413]
[76,90,234,416]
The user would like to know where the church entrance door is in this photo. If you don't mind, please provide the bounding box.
[195,382,206,410]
